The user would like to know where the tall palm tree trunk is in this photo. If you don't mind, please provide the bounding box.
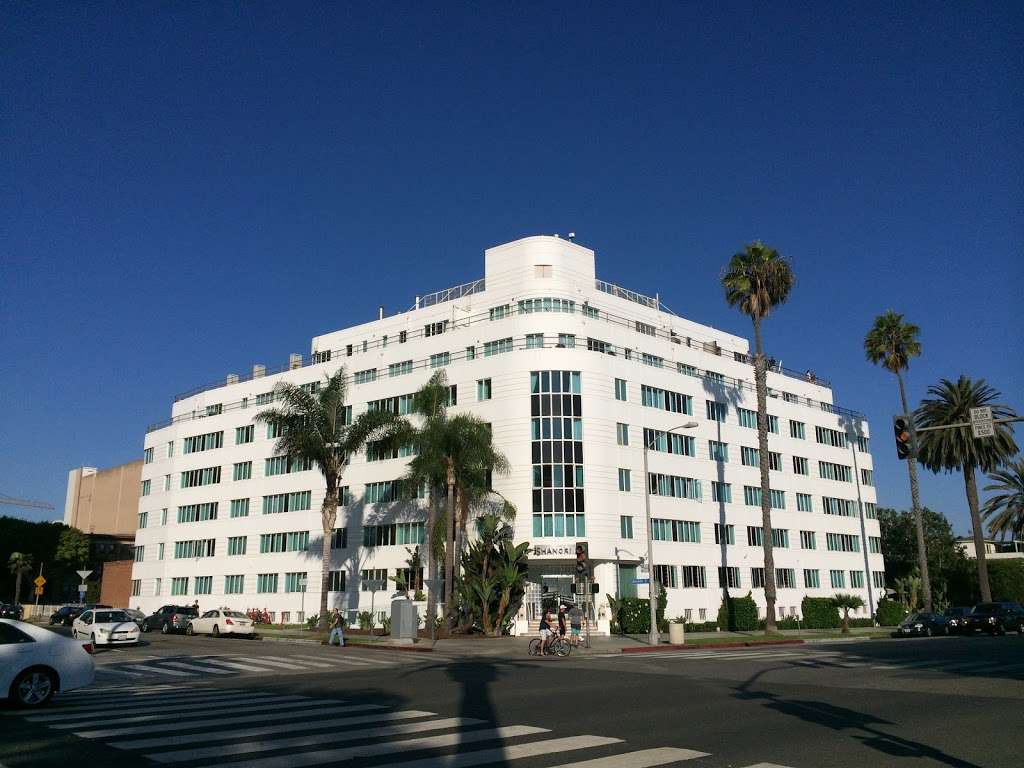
[443,463,456,630]
[13,571,23,605]
[897,372,933,612]
[318,490,338,631]
[964,463,992,602]
[751,319,777,634]
[425,488,439,641]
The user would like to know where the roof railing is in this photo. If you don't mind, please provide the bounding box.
[415,277,485,309]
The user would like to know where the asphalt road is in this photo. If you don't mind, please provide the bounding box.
[2,629,1022,768]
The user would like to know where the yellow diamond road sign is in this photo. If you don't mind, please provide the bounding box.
[33,576,46,587]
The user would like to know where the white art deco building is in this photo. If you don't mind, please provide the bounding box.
[130,236,885,632]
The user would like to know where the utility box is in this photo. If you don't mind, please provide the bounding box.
[390,599,417,641]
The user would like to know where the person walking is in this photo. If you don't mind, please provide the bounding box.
[568,604,584,646]
[557,605,567,641]
[328,609,345,647]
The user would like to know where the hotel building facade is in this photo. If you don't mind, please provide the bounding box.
[130,236,885,632]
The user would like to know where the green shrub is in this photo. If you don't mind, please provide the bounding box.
[357,611,373,630]
[875,598,907,626]
[684,621,718,633]
[609,593,666,634]
[717,592,758,631]
[305,613,320,630]
[989,560,1024,603]
[848,617,875,628]
[801,597,840,629]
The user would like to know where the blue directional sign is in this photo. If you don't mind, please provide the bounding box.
[632,578,650,585]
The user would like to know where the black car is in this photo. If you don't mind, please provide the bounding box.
[962,602,1024,635]
[49,604,86,626]
[942,607,973,634]
[141,604,199,634]
[892,612,950,637]
[0,603,23,620]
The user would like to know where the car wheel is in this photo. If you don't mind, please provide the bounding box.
[185,623,194,636]
[925,627,933,637]
[11,668,56,707]
[161,621,170,635]
[212,625,220,637]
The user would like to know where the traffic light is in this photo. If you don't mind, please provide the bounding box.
[893,414,916,460]
[575,541,590,579]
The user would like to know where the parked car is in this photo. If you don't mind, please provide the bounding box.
[892,612,950,637]
[186,609,255,638]
[72,609,141,646]
[0,618,95,707]
[121,607,147,626]
[962,602,1024,635]
[0,604,23,620]
[942,607,973,634]
[49,605,85,626]
[141,605,199,634]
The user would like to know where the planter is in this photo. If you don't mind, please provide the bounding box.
[668,623,686,645]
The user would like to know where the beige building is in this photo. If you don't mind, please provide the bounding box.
[63,461,142,540]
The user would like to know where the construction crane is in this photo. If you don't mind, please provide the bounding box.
[0,493,55,510]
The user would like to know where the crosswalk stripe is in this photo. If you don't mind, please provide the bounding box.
[255,655,333,668]
[108,709,436,750]
[370,734,623,768]
[149,716,488,763]
[177,725,549,768]
[120,664,194,677]
[45,697,313,728]
[74,703,384,738]
[43,689,261,712]
[96,667,144,677]
[61,684,176,698]
[741,763,797,767]
[160,661,235,674]
[191,657,270,672]
[292,652,382,666]
[25,692,298,721]
[229,656,311,670]
[547,747,710,767]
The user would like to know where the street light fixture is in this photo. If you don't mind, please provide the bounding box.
[643,421,699,646]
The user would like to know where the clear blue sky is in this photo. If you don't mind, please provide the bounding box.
[2,3,1021,535]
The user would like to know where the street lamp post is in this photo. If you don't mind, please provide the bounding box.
[643,421,699,646]
[299,575,308,625]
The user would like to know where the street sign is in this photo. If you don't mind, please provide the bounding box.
[33,576,46,587]
[34,586,43,596]
[76,570,93,581]
[970,407,994,439]
[632,578,650,585]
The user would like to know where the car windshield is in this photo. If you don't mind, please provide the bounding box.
[904,614,924,623]
[225,611,247,618]
[973,604,999,614]
[95,611,130,623]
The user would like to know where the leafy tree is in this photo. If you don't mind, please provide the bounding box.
[982,457,1024,540]
[877,506,972,607]
[916,376,1018,602]
[8,552,34,604]
[55,527,90,569]
[256,367,409,630]
[721,241,794,633]
[455,515,528,635]
[831,593,865,634]
[864,310,932,611]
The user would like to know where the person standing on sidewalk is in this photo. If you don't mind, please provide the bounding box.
[568,604,584,646]
[328,609,345,646]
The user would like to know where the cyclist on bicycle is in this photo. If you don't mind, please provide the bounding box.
[538,606,556,655]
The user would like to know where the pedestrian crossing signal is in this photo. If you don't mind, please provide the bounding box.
[893,415,916,460]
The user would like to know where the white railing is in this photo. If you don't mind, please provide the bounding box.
[417,277,485,308]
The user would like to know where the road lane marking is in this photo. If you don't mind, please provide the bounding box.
[73,703,384,738]
[120,664,194,677]
[229,656,311,670]
[292,653,381,666]
[160,661,235,674]
[179,725,549,768]
[40,689,262,712]
[108,710,436,750]
[191,657,270,672]
[547,747,711,767]
[26,692,295,721]
[148,716,487,762]
[369,735,623,768]
[45,697,313,728]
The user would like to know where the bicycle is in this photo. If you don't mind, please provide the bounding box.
[528,634,571,657]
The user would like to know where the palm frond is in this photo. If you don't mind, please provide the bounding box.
[864,310,922,375]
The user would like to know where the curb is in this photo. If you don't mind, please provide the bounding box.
[257,636,323,645]
[621,639,804,653]
[352,642,434,653]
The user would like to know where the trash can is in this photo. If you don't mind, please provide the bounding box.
[668,622,686,645]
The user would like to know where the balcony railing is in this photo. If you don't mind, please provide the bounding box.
[416,277,485,309]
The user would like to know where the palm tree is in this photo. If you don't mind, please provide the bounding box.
[832,593,866,634]
[8,552,34,605]
[721,241,794,633]
[256,368,409,630]
[864,310,933,611]
[916,376,1018,602]
[982,458,1024,541]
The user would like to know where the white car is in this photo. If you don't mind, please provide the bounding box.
[186,609,255,637]
[72,609,141,646]
[0,619,95,706]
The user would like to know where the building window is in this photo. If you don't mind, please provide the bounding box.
[643,428,695,456]
[183,431,224,454]
[164,474,171,491]
[177,502,218,523]
[424,320,448,337]
[194,576,212,596]
[338,486,351,506]
[815,426,847,448]
[706,400,727,422]
[331,528,348,549]
[767,415,779,434]
[141,479,151,497]
[648,473,702,501]
[363,522,425,548]
[738,408,757,429]
[582,303,599,319]
[793,456,809,475]
[465,345,476,360]
[616,423,629,446]
[857,436,870,453]
[227,536,247,556]
[768,452,782,471]
[489,304,511,320]
[517,297,576,314]
[328,570,346,592]
[651,519,701,543]
[751,568,766,588]
[620,515,633,539]
[822,496,856,517]
[708,440,728,462]
[260,531,310,554]
[262,491,312,514]
[534,264,553,278]
[741,446,760,468]
[155,577,162,595]
[681,566,707,588]
[850,570,865,589]
[872,571,885,589]
[483,337,513,356]
[477,378,492,401]
[714,523,735,545]
[558,333,576,348]
[790,420,806,439]
[227,460,251,481]
[360,568,388,591]
[869,536,882,554]
[830,570,846,589]
[230,498,250,518]
[284,572,308,593]
[131,579,141,597]
[161,508,168,525]
[861,469,874,486]
[255,392,274,405]
[795,493,813,513]
[430,352,450,368]
[718,566,741,589]
[133,546,144,563]
[225,575,244,595]
[167,440,174,457]
[526,333,545,349]
[827,533,860,552]
[640,353,663,368]
[775,568,796,589]
[804,569,820,588]
[173,538,216,558]
[617,469,631,492]
[143,447,154,464]
[709,481,730,503]
[743,486,785,509]
[614,378,627,401]
[800,530,816,550]
[257,574,279,594]
[236,425,254,444]
[819,461,853,482]
[389,360,413,377]
[864,502,877,519]
[171,577,189,596]
[158,543,164,560]
[530,370,586,539]
[653,565,678,589]
[354,368,377,384]
[205,404,222,416]
[137,511,148,529]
